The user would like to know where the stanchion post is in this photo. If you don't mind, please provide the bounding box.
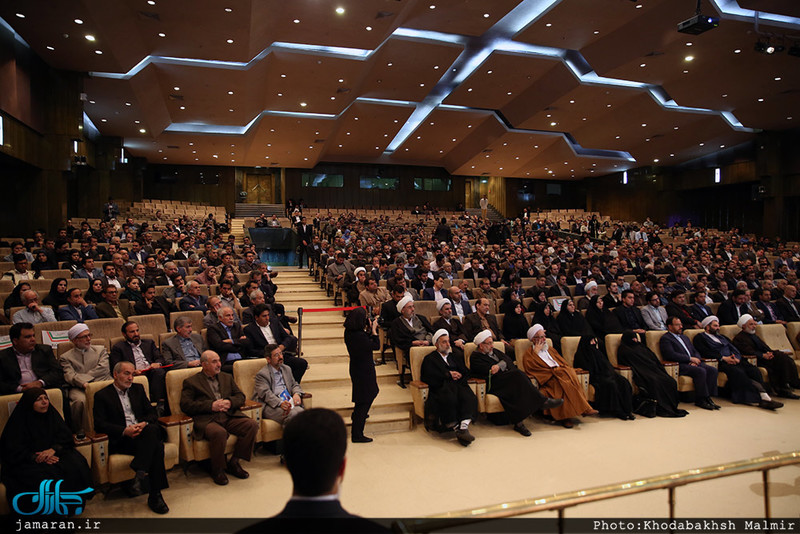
[297,307,303,356]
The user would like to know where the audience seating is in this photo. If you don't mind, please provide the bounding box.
[129,314,170,346]
[168,311,205,333]
[33,320,77,345]
[56,338,110,357]
[84,318,125,344]
[462,341,507,414]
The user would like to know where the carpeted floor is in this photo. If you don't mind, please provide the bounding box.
[82,395,800,521]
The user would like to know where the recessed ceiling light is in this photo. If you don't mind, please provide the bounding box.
[15,13,25,19]
[280,74,286,78]
[674,126,679,130]
[419,83,425,87]
[615,136,620,139]
[734,49,741,53]
[338,78,344,83]
[139,128,146,133]
[467,88,473,92]
[277,93,283,97]
[429,4,436,9]
[774,77,781,81]
[487,70,493,74]
[452,138,456,142]
[720,144,725,148]
[636,3,642,7]
[330,96,336,100]
[46,46,54,51]
[641,123,647,127]
[125,102,132,106]
[189,142,193,145]
[433,65,439,69]
[485,13,491,18]
[74,18,84,24]
[213,154,218,158]
[569,100,575,104]
[293,19,300,24]
[173,86,180,91]
[228,91,234,95]
[158,33,166,37]
[507,92,512,95]
[227,39,234,43]
[88,100,95,104]
[722,93,727,97]
[180,106,185,110]
[640,63,646,67]
[100,118,107,122]
[85,34,96,41]
[300,102,307,107]
[545,23,552,27]
[787,116,793,120]
[366,26,372,31]
[699,143,704,146]
[224,7,232,12]
[148,0,156,5]
[335,7,345,14]
[228,108,234,112]
[758,98,764,102]
[95,50,103,54]
[387,62,393,67]
[684,55,694,61]
[654,159,659,163]
[550,122,557,126]
[593,30,600,34]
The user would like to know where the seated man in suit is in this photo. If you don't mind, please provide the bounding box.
[58,287,99,323]
[693,316,782,411]
[463,298,510,352]
[420,330,477,446]
[110,321,168,414]
[447,285,473,319]
[72,256,103,280]
[659,316,720,410]
[775,284,800,322]
[0,322,63,395]
[133,284,175,327]
[754,288,786,325]
[253,344,305,426]
[59,323,111,433]
[93,361,169,513]
[473,277,500,304]
[180,350,259,485]
[238,409,385,532]
[664,290,701,330]
[178,281,208,313]
[717,289,750,325]
[613,290,647,334]
[422,273,448,302]
[732,314,800,399]
[96,285,134,320]
[161,316,205,369]
[689,290,713,323]
[244,303,306,383]
[12,289,56,325]
[206,306,250,373]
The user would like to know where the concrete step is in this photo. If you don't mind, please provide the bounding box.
[300,326,344,341]
[303,362,405,388]
[309,385,413,416]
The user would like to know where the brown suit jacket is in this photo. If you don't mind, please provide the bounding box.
[95,299,133,320]
[462,312,504,342]
[179,370,247,439]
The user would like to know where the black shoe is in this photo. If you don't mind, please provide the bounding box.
[128,471,148,497]
[226,460,249,479]
[212,472,229,486]
[759,400,784,410]
[147,493,169,514]
[352,435,373,443]
[542,398,564,410]
[513,423,531,437]
[455,428,475,445]
[708,398,721,410]
[695,400,715,410]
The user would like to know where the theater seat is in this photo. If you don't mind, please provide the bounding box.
[0,389,93,515]
[603,334,634,388]
[645,331,690,392]
[84,376,179,487]
[56,338,110,358]
[755,324,799,372]
[463,341,506,414]
[232,358,311,445]
[129,314,169,346]
[84,318,125,345]
[514,337,591,400]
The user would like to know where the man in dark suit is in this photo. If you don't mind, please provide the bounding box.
[659,316,719,410]
[431,300,468,349]
[237,408,388,533]
[180,350,259,485]
[689,290,713,323]
[295,216,313,269]
[178,281,208,312]
[58,287,99,323]
[206,306,250,373]
[754,288,786,325]
[161,316,205,369]
[547,273,572,298]
[72,256,103,280]
[717,289,750,325]
[776,284,800,322]
[95,285,134,320]
[0,322,63,395]
[462,258,485,283]
[93,361,169,513]
[243,303,306,382]
[109,321,168,413]
[390,297,434,355]
[732,314,800,399]
[613,290,647,333]
[421,274,447,301]
[462,298,507,349]
[447,286,473,319]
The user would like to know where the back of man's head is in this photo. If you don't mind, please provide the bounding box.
[283,408,347,497]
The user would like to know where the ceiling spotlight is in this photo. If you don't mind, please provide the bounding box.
[335,7,345,15]
[754,41,783,54]
[85,34,96,41]
[74,18,84,24]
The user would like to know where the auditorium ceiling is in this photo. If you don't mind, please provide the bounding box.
[2,0,799,179]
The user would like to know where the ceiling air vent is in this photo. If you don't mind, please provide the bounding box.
[375,11,395,19]
[138,11,161,21]
[645,51,665,57]
[314,139,326,144]
[167,145,179,149]
[168,94,184,101]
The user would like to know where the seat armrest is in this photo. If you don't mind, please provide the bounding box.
[468,378,485,384]
[159,414,192,427]
[409,380,428,389]
[614,365,631,370]
[242,399,263,411]
[574,368,589,374]
[73,435,93,447]
[301,393,312,399]
[86,432,108,443]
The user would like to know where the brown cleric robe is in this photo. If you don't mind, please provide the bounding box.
[522,346,592,421]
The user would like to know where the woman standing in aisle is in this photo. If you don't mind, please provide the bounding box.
[343,307,380,443]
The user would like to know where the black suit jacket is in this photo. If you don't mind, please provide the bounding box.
[237,499,389,533]
[109,339,164,370]
[243,321,291,358]
[462,313,503,341]
[432,316,467,343]
[613,304,647,331]
[776,297,800,322]
[93,382,158,449]
[206,321,249,364]
[0,344,64,395]
[717,299,749,325]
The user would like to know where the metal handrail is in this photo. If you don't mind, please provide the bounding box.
[396,450,800,533]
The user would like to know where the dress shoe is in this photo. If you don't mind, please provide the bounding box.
[226,460,249,479]
[776,390,800,399]
[758,400,784,410]
[127,471,148,497]
[513,423,532,437]
[560,419,574,428]
[212,472,229,486]
[455,428,475,445]
[147,492,169,514]
[352,435,373,443]
[626,414,636,420]
[708,399,721,410]
[542,398,564,410]
[583,408,599,416]
[695,400,715,410]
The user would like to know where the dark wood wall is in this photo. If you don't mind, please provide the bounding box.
[144,164,236,213]
[284,163,466,210]
[504,178,586,218]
